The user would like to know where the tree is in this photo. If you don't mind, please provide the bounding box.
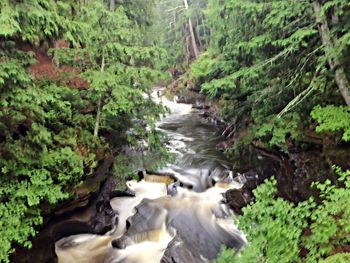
[216,168,350,263]
[157,0,210,67]
[184,0,200,59]
[179,1,350,261]
[313,0,350,106]
[188,0,350,152]
[0,0,168,261]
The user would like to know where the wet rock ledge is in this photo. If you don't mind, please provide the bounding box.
[11,156,122,263]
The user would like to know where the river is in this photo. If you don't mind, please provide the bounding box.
[54,88,246,263]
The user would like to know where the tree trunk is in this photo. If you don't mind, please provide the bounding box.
[110,0,115,11]
[185,31,191,64]
[94,53,105,138]
[53,41,60,68]
[201,13,208,47]
[313,0,350,106]
[183,0,200,59]
[195,16,203,50]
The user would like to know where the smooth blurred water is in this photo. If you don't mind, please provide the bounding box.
[54,88,245,263]
[154,88,233,192]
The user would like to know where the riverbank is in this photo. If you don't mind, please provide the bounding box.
[166,78,350,214]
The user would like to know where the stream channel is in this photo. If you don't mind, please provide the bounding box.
[55,88,247,263]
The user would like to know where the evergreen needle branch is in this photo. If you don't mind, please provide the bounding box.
[277,67,321,118]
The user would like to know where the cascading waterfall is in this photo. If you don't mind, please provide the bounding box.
[55,88,246,263]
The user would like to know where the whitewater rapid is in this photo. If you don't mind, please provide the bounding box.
[55,88,246,263]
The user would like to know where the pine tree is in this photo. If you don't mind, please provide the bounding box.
[158,0,210,67]
[189,0,350,150]
[0,0,169,261]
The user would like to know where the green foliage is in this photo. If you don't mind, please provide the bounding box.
[214,246,236,263]
[0,46,94,261]
[190,52,217,80]
[311,105,350,141]
[160,1,350,262]
[0,0,168,261]
[256,113,302,151]
[304,168,350,262]
[216,168,350,263]
[237,178,313,263]
[183,0,350,155]
[158,0,210,67]
[321,253,350,263]
[0,0,85,44]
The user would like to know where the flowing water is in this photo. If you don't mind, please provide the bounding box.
[55,88,246,263]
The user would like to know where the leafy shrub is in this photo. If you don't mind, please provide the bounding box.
[0,0,168,261]
[311,105,350,141]
[321,253,350,263]
[216,168,350,263]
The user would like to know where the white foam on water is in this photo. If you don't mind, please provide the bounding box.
[151,89,193,118]
[55,178,246,263]
[56,234,114,263]
[55,88,247,263]
[110,180,168,237]
[106,223,174,263]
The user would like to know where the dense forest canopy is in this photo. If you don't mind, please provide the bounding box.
[157,0,350,157]
[158,0,210,67]
[158,0,350,262]
[0,0,169,261]
[1,0,350,262]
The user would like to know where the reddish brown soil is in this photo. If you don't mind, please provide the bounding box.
[27,41,89,89]
[331,245,350,256]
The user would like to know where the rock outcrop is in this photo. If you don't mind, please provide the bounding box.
[224,142,350,214]
[11,157,120,263]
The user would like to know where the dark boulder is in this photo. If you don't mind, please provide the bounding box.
[174,95,196,104]
[232,143,347,209]
[275,151,337,203]
[161,235,209,263]
[224,186,254,215]
[192,103,210,110]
